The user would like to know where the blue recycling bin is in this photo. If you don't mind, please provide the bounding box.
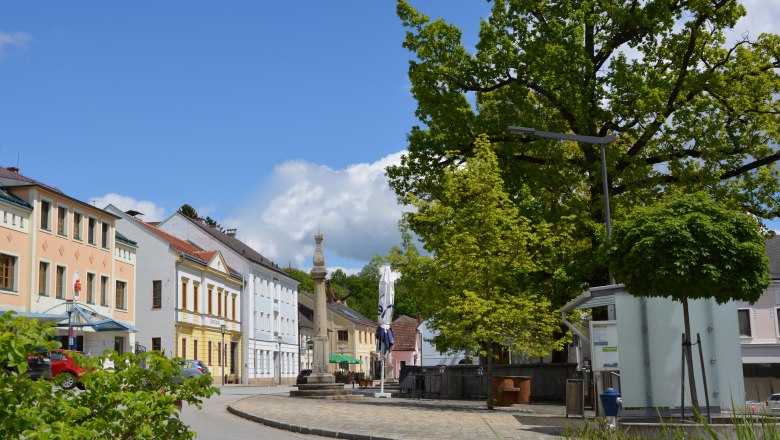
[600,388,622,417]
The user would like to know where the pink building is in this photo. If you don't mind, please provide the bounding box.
[0,167,137,355]
[390,315,421,378]
[739,236,780,401]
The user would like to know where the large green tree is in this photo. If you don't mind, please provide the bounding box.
[605,192,770,410]
[0,312,217,439]
[401,135,568,408]
[391,0,780,296]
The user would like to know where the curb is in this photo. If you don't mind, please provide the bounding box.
[226,404,395,440]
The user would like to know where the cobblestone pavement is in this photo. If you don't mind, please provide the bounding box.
[228,392,593,440]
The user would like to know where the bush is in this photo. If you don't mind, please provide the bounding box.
[0,311,218,439]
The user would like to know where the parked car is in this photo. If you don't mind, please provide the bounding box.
[296,369,312,385]
[50,350,86,390]
[767,393,780,412]
[178,360,206,379]
[2,347,52,380]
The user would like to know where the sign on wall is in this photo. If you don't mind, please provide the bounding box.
[589,320,619,371]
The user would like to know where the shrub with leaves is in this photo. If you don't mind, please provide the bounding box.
[0,311,218,439]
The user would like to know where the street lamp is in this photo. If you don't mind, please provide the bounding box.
[65,299,75,350]
[220,324,226,386]
[508,126,617,283]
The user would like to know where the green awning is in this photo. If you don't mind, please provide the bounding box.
[328,353,363,364]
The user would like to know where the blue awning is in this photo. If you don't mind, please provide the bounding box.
[64,304,139,332]
[0,311,68,323]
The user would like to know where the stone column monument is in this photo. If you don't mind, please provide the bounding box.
[290,234,361,399]
[308,232,334,384]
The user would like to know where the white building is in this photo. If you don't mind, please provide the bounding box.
[158,213,300,385]
[107,206,243,383]
[737,236,780,401]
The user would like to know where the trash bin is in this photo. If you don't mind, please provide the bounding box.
[599,388,622,417]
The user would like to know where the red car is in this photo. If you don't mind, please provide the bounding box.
[50,350,86,390]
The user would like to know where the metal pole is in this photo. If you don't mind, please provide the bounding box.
[600,143,615,285]
[681,333,685,420]
[696,333,711,423]
[221,326,226,386]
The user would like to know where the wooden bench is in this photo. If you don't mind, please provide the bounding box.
[358,378,373,388]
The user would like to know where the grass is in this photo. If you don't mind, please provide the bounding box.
[564,412,780,439]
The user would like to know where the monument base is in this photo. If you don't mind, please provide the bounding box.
[290,382,364,400]
[307,373,335,384]
[374,392,392,398]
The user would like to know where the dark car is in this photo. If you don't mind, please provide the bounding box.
[3,348,52,380]
[50,350,87,390]
[296,369,312,385]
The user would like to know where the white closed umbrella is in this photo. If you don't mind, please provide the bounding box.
[376,265,395,396]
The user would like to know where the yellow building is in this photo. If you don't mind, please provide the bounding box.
[109,206,242,384]
[298,291,377,378]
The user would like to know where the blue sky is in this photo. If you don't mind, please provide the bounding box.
[1,1,777,273]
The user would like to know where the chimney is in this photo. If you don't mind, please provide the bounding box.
[7,166,19,173]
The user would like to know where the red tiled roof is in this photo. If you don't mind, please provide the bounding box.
[131,217,205,259]
[391,315,419,352]
[193,250,216,262]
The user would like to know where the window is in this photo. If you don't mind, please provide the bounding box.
[208,342,212,365]
[208,288,213,315]
[0,254,16,291]
[181,338,187,358]
[57,206,67,236]
[40,200,51,231]
[738,309,752,337]
[218,290,222,316]
[224,293,228,318]
[776,308,780,338]
[56,266,66,299]
[181,280,187,310]
[73,212,82,240]
[38,262,49,296]
[152,280,162,309]
[115,280,127,310]
[88,217,97,245]
[193,339,198,360]
[100,275,109,306]
[232,296,236,321]
[152,337,161,352]
[101,222,110,249]
[218,343,222,366]
[193,284,199,312]
[86,273,95,304]
[337,330,348,342]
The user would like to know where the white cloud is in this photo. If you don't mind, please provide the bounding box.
[228,151,409,270]
[91,193,167,222]
[726,0,780,42]
[0,31,33,56]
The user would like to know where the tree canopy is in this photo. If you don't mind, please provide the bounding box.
[391,0,780,297]
[401,135,567,358]
[605,191,770,304]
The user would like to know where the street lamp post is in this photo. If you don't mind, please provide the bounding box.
[220,324,226,386]
[65,300,75,350]
[508,126,617,283]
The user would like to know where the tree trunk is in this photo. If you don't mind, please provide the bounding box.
[486,343,494,410]
[682,298,699,411]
